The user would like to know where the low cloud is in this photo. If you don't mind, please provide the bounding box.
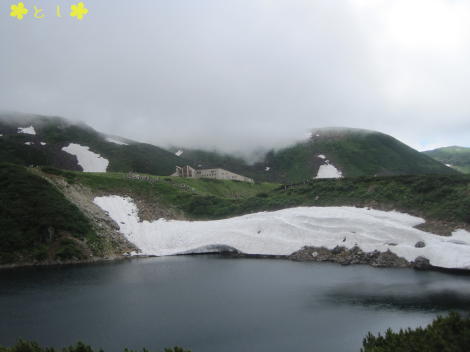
[1,0,469,154]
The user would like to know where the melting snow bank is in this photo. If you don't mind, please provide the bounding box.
[316,163,343,179]
[93,195,470,270]
[315,156,342,179]
[62,143,109,172]
[17,126,36,135]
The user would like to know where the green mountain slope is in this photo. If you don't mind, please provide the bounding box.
[177,128,458,183]
[0,113,185,176]
[284,128,458,179]
[0,114,457,183]
[424,146,470,173]
[0,163,102,264]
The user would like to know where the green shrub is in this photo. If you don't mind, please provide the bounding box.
[362,312,470,352]
[0,341,190,352]
[0,164,97,264]
[55,239,86,261]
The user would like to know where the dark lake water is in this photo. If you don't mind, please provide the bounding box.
[1,256,470,352]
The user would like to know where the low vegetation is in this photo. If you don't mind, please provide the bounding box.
[46,169,277,219]
[2,313,468,352]
[0,341,190,352]
[44,168,470,227]
[362,312,470,352]
[0,164,103,264]
[239,174,470,226]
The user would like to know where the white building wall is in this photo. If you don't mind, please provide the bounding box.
[173,166,253,183]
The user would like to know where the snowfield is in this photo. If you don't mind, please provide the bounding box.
[17,126,36,135]
[94,195,470,270]
[316,163,343,179]
[106,137,129,146]
[62,143,109,172]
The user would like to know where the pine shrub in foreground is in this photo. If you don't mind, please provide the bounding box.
[0,341,190,352]
[2,313,469,352]
[362,312,470,352]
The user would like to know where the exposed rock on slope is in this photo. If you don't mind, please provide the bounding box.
[289,246,410,268]
[36,170,137,256]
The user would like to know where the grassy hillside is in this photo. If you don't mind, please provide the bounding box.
[424,146,470,173]
[259,128,458,182]
[168,174,470,229]
[177,128,458,184]
[0,113,186,176]
[47,169,470,229]
[0,164,105,264]
[46,169,277,219]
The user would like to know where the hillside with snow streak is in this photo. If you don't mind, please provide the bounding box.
[94,195,470,270]
[62,143,109,172]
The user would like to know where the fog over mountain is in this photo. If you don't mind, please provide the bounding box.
[1,0,470,155]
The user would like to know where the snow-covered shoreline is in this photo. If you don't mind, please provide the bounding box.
[93,195,470,270]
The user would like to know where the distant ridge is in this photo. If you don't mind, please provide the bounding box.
[175,127,458,183]
[424,146,470,174]
[0,113,457,182]
[0,113,186,176]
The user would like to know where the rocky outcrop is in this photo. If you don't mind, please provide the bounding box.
[412,256,431,270]
[288,245,410,268]
[415,241,426,248]
[287,245,444,271]
[37,171,137,257]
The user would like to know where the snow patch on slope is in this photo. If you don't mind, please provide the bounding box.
[316,163,343,179]
[106,137,128,146]
[17,126,36,135]
[62,143,109,172]
[93,195,470,269]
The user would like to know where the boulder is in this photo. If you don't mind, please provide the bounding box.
[413,256,431,270]
[415,241,426,248]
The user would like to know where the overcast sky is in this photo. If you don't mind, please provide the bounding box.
[1,0,470,154]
